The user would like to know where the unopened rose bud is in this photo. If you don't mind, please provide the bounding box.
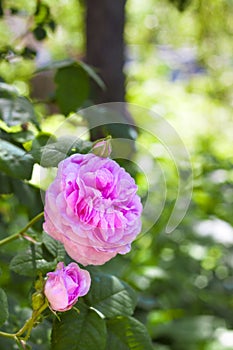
[91,138,112,158]
[44,262,91,312]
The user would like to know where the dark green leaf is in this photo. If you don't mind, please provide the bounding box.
[0,139,34,180]
[13,181,44,219]
[55,65,89,115]
[85,272,137,318]
[31,136,92,167]
[10,130,35,143]
[79,61,105,90]
[10,235,65,277]
[51,302,107,350]
[31,132,55,164]
[0,288,9,327]
[0,172,13,194]
[22,46,37,59]
[0,95,38,127]
[33,26,47,41]
[32,132,55,149]
[36,59,103,88]
[106,316,154,350]
[48,20,56,32]
[42,233,63,258]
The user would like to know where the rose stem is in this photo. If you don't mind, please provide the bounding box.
[0,211,44,247]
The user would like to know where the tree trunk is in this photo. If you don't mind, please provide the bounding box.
[85,0,126,104]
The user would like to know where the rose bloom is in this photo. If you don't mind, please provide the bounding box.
[44,262,91,312]
[43,153,142,265]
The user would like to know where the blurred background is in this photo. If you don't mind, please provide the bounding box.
[0,0,233,349]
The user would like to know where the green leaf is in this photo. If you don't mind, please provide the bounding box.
[33,25,47,41]
[12,180,44,218]
[106,316,154,350]
[0,172,13,194]
[55,64,89,115]
[10,130,35,143]
[10,235,65,277]
[31,132,56,164]
[0,96,38,127]
[0,288,9,327]
[0,82,18,99]
[0,139,34,180]
[31,135,92,167]
[85,272,137,318]
[36,59,104,89]
[32,132,55,149]
[42,233,63,258]
[36,58,75,73]
[51,302,107,350]
[79,61,105,90]
[0,82,39,128]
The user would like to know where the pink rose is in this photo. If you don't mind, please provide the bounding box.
[44,262,91,312]
[43,153,142,265]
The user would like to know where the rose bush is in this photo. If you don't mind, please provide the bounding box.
[43,153,142,265]
[44,262,91,312]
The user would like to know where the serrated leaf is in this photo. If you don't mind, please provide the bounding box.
[0,95,38,127]
[106,316,154,350]
[85,272,137,318]
[31,132,56,164]
[10,239,65,277]
[55,64,89,115]
[0,288,9,327]
[32,132,55,149]
[51,302,107,350]
[42,232,64,258]
[32,137,69,167]
[0,139,34,180]
[31,136,92,167]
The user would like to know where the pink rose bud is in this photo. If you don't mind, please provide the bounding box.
[43,153,143,266]
[44,262,91,312]
[91,138,112,158]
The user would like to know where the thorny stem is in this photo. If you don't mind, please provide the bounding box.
[0,301,48,343]
[0,212,44,247]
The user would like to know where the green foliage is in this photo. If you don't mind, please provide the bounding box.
[31,135,92,167]
[106,316,154,350]
[51,279,152,350]
[85,271,138,318]
[0,288,8,327]
[55,64,90,115]
[0,83,38,127]
[0,0,233,350]
[0,139,34,180]
[10,234,65,277]
[51,303,107,350]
